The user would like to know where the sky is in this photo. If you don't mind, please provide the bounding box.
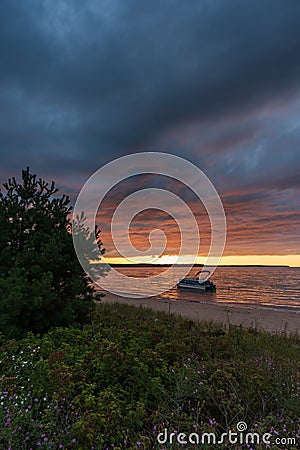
[0,0,300,266]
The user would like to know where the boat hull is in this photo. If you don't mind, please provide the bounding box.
[177,271,216,292]
[177,282,216,291]
[177,283,205,290]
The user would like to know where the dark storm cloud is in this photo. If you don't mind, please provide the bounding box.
[1,0,300,168]
[0,0,300,256]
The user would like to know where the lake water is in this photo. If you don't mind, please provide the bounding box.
[97,266,300,312]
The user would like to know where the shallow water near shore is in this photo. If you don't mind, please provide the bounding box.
[97,266,300,312]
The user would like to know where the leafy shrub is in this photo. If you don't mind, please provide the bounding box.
[0,303,299,449]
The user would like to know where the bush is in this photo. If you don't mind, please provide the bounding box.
[0,303,299,449]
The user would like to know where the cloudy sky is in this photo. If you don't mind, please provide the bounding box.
[1,0,300,265]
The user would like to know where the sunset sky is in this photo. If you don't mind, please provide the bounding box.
[0,0,299,266]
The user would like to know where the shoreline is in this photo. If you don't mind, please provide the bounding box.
[99,292,300,335]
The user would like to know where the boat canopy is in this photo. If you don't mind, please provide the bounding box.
[195,269,211,280]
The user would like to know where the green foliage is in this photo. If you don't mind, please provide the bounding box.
[0,168,102,339]
[0,304,299,449]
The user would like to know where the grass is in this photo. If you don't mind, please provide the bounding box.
[0,302,299,449]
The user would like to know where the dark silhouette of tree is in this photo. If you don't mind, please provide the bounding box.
[0,167,105,339]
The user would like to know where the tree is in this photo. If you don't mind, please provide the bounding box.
[0,167,104,339]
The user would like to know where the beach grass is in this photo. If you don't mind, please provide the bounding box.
[0,302,299,449]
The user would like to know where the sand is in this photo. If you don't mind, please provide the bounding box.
[98,292,300,335]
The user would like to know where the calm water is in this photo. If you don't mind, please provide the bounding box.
[98,266,300,312]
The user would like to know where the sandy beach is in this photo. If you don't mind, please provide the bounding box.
[99,292,300,335]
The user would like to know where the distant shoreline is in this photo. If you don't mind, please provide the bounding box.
[107,263,293,268]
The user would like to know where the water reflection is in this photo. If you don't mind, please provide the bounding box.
[98,266,300,311]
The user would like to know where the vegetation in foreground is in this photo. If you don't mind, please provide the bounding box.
[0,303,299,449]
